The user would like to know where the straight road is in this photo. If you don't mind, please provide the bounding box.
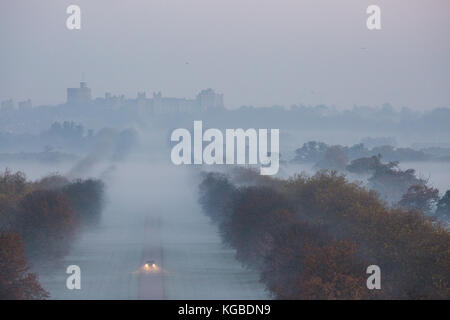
[36,163,269,299]
[138,217,164,299]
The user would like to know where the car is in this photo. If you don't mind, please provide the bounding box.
[144,260,156,268]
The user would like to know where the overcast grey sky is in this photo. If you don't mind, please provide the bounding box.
[1,0,449,109]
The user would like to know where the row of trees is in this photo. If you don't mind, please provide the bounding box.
[308,147,450,220]
[346,154,450,220]
[293,140,450,164]
[294,141,431,165]
[0,169,104,299]
[199,168,450,299]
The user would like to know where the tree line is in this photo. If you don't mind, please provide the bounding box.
[0,169,104,299]
[199,167,450,299]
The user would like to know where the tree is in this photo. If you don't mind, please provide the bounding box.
[399,185,440,215]
[293,141,328,163]
[368,161,425,204]
[227,186,292,268]
[346,154,384,174]
[62,179,104,225]
[436,190,450,218]
[0,232,48,299]
[295,241,368,300]
[315,146,349,171]
[199,168,450,300]
[16,190,75,261]
[0,169,30,232]
[0,169,29,200]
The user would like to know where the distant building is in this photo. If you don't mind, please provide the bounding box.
[1,99,15,111]
[150,89,224,114]
[18,99,32,110]
[151,91,196,114]
[93,88,224,115]
[67,82,92,104]
[196,88,224,111]
[99,92,125,108]
[136,91,150,117]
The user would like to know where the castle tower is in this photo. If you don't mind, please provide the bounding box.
[67,82,92,105]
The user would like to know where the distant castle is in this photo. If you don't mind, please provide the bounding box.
[66,82,224,114]
[67,82,92,105]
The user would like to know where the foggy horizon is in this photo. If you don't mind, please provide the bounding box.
[1,0,449,305]
[1,0,449,110]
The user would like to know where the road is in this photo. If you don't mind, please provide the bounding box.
[37,163,269,299]
[138,216,164,299]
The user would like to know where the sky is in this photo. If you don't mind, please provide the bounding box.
[0,0,449,109]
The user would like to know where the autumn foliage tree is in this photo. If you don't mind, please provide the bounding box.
[226,187,293,268]
[398,184,440,215]
[314,146,349,171]
[62,178,105,225]
[0,232,48,299]
[294,241,368,300]
[15,190,76,261]
[199,168,450,300]
[0,169,105,299]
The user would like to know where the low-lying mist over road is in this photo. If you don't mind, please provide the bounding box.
[32,158,268,299]
[1,118,450,299]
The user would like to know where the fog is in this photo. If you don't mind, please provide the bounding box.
[399,161,450,194]
[2,130,268,299]
[1,0,450,109]
[1,110,450,298]
[1,0,449,300]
